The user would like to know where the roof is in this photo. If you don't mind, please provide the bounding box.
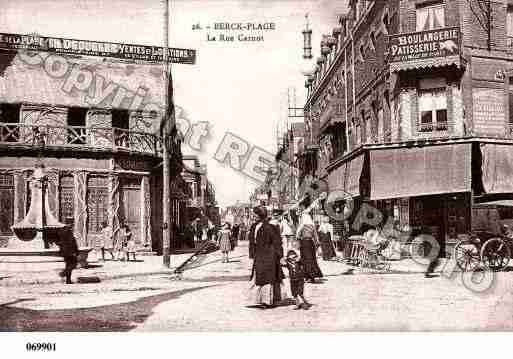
[0,50,165,111]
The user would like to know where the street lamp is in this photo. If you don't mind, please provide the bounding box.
[162,0,174,268]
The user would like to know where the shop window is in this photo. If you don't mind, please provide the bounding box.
[0,174,14,235]
[0,104,20,142]
[67,107,87,144]
[59,175,75,226]
[416,3,445,32]
[418,77,447,132]
[112,109,130,147]
[87,177,108,234]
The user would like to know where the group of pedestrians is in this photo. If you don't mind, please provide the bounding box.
[99,222,136,262]
[246,197,337,310]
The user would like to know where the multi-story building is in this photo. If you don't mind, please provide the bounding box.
[0,34,186,253]
[302,0,513,255]
[275,122,305,210]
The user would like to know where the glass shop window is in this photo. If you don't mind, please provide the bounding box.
[67,107,87,144]
[0,104,20,142]
[112,109,130,147]
[416,3,445,32]
[87,177,108,234]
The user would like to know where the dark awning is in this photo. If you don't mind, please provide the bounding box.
[370,143,471,200]
[481,143,513,194]
[327,154,364,198]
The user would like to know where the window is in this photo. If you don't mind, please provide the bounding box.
[508,6,513,46]
[416,3,445,32]
[418,78,448,132]
[0,174,14,235]
[87,177,108,234]
[377,107,384,142]
[67,107,87,144]
[0,104,20,142]
[59,175,74,226]
[369,31,376,51]
[112,109,130,147]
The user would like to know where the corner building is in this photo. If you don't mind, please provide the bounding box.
[304,0,513,255]
[0,48,184,253]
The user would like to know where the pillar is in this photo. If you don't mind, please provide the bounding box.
[73,171,88,247]
[140,175,152,250]
[108,174,121,250]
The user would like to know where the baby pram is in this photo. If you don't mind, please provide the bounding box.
[358,229,391,271]
[173,240,219,277]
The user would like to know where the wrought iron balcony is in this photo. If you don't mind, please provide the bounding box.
[0,122,162,156]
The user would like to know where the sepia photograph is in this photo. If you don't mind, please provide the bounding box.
[0,0,513,355]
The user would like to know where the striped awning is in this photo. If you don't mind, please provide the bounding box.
[389,55,463,73]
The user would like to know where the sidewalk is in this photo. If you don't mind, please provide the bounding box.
[0,242,453,287]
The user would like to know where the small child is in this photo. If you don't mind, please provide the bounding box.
[282,249,311,310]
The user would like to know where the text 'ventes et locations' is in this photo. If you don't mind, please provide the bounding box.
[192,22,276,43]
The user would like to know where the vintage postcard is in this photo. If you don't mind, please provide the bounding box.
[0,0,512,355]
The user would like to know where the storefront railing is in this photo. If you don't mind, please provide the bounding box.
[0,122,162,156]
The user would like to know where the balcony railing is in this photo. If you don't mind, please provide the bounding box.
[0,122,162,156]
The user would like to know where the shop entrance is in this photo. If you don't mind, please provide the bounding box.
[120,177,141,246]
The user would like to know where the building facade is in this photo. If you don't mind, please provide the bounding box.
[0,45,184,253]
[301,0,513,255]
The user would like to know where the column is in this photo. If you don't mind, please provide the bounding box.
[108,174,121,250]
[73,171,88,247]
[12,170,26,225]
[140,175,152,251]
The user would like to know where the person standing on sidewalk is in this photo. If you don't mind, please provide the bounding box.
[218,222,232,263]
[99,221,115,261]
[296,199,323,283]
[248,205,285,308]
[281,214,294,249]
[318,216,336,261]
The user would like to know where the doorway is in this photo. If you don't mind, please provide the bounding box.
[120,177,141,246]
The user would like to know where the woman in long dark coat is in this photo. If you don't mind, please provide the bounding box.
[248,206,284,308]
[296,203,323,282]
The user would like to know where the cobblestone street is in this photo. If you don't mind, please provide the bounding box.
[1,241,513,331]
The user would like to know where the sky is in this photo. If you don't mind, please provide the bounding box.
[0,0,349,207]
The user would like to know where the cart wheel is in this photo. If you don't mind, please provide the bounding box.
[454,240,480,272]
[481,238,510,272]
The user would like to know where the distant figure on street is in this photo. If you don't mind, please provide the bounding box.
[231,223,240,249]
[218,222,232,263]
[248,205,285,309]
[50,226,79,284]
[318,216,336,261]
[281,214,294,249]
[296,198,323,283]
[99,221,115,261]
[120,224,136,261]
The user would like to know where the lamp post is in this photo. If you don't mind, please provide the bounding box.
[162,0,174,268]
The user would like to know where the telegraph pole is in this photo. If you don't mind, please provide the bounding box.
[162,0,173,268]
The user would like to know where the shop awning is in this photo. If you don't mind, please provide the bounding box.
[370,143,471,200]
[389,55,462,73]
[481,143,513,194]
[327,154,364,199]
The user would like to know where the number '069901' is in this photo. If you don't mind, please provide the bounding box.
[26,343,56,351]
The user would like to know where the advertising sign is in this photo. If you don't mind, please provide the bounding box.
[389,27,460,63]
[0,32,196,64]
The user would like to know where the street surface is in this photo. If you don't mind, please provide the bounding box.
[1,241,512,331]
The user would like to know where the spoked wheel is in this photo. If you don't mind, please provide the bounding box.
[454,240,481,272]
[480,238,510,272]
